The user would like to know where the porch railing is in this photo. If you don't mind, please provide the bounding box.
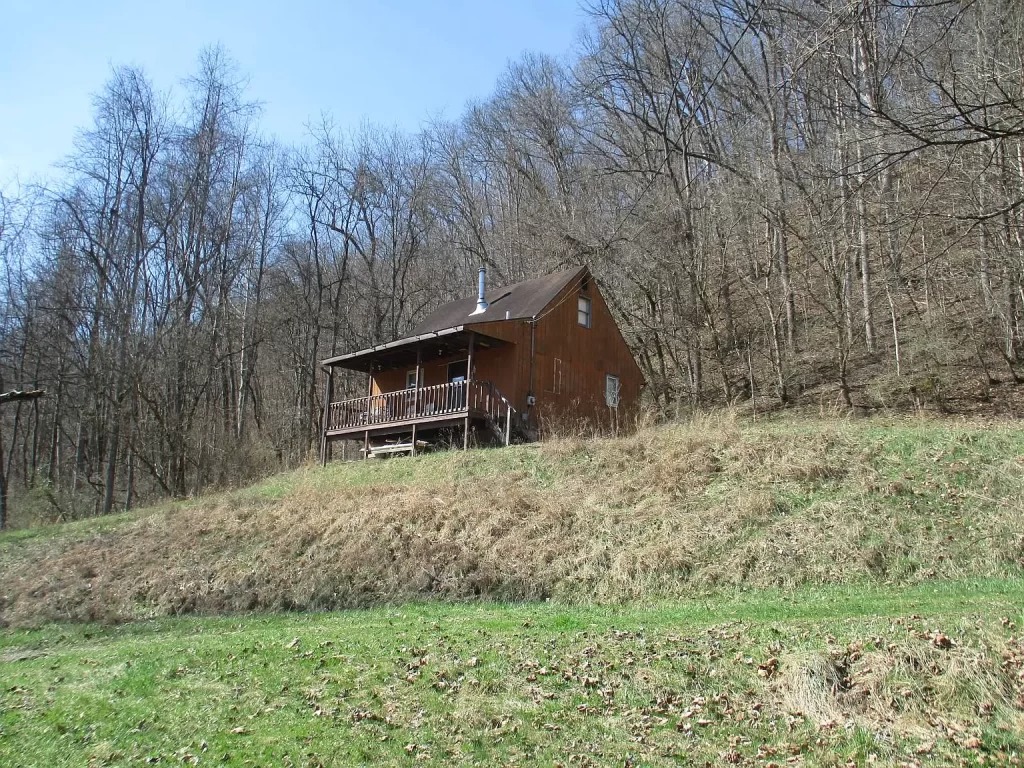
[326,380,515,441]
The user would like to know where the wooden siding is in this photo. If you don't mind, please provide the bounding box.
[467,269,645,427]
[459,320,532,413]
[369,343,520,402]
[358,268,644,431]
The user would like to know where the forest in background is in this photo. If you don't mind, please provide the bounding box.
[1,0,1022,524]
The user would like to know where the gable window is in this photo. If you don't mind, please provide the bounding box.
[578,296,592,328]
[406,369,418,389]
[605,374,621,408]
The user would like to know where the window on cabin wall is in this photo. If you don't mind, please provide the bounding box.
[577,296,592,328]
[406,370,417,389]
[605,374,621,408]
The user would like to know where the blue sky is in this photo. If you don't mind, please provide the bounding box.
[0,0,589,189]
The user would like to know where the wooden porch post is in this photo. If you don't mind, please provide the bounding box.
[364,361,373,459]
[464,332,476,450]
[320,365,334,466]
[411,346,422,456]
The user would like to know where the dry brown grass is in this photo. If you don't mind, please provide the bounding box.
[2,413,1023,627]
[773,617,1024,751]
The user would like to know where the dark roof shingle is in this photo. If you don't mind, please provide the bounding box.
[321,266,587,370]
[410,266,586,335]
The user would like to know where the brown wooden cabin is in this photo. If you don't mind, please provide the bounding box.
[319,266,644,459]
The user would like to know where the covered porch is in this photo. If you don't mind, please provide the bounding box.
[320,326,516,460]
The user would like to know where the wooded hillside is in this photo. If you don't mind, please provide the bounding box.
[2,1,1023,521]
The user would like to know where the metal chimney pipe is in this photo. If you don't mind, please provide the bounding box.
[471,266,489,315]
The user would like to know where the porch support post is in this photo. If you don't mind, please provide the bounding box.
[411,346,422,456]
[364,360,374,459]
[320,365,334,466]
[464,332,476,450]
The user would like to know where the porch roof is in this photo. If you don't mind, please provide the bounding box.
[321,326,508,373]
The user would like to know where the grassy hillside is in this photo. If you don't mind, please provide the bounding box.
[2,413,1023,628]
[2,580,1022,766]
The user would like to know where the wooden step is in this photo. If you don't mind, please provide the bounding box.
[362,439,430,457]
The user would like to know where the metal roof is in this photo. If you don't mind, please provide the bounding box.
[322,326,464,371]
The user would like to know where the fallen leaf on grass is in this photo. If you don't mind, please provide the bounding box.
[929,632,953,649]
[758,657,780,679]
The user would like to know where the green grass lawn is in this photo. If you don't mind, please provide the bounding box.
[3,415,1024,765]
[3,579,1023,767]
